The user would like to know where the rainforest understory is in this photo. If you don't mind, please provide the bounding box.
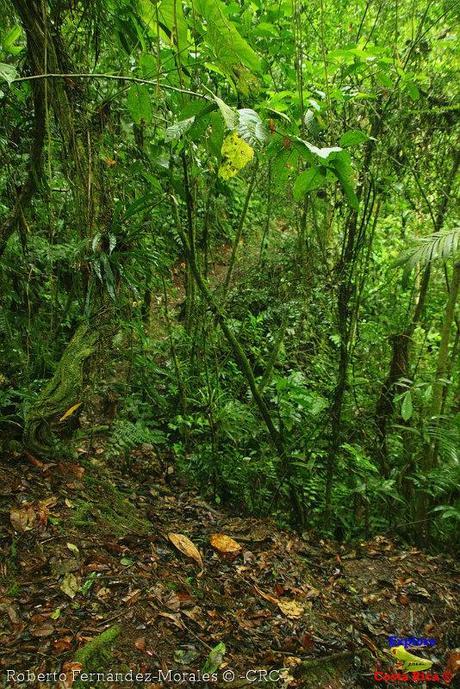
[0,0,459,686]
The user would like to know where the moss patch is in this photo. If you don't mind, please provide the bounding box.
[70,470,150,536]
[74,626,121,688]
[24,324,98,456]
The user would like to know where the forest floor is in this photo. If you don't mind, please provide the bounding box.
[0,443,459,689]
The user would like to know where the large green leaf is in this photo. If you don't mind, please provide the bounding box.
[329,153,359,210]
[2,26,23,56]
[212,94,239,129]
[293,167,325,200]
[339,130,368,147]
[138,0,189,53]
[211,97,267,150]
[194,0,262,75]
[0,62,17,85]
[401,391,413,422]
[126,85,152,124]
[394,228,460,270]
[165,116,195,141]
[237,109,267,146]
[207,111,225,158]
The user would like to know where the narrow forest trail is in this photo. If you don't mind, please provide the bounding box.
[1,447,458,689]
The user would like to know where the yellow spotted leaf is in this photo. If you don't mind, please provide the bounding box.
[168,533,204,569]
[210,533,242,554]
[390,646,433,672]
[59,402,83,422]
[219,131,254,180]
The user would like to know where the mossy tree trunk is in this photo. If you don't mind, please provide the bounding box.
[416,261,460,534]
[10,0,113,455]
[24,324,98,455]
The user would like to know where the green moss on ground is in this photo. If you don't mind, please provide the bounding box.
[69,470,150,536]
[73,626,121,688]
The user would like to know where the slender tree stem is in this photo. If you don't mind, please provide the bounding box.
[11,72,208,100]
[224,160,259,294]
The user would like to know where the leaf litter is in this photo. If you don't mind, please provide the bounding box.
[0,447,458,688]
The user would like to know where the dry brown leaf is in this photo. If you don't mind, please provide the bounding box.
[168,533,203,569]
[134,637,146,651]
[164,592,181,611]
[210,533,242,554]
[274,583,285,597]
[24,452,45,468]
[254,585,279,606]
[254,585,304,618]
[30,622,55,637]
[37,496,58,525]
[158,611,185,629]
[5,605,20,625]
[30,612,48,624]
[446,649,460,675]
[95,587,111,600]
[305,587,321,600]
[53,637,73,654]
[299,633,315,650]
[10,504,37,532]
[176,590,194,605]
[122,589,141,606]
[60,662,83,688]
[60,573,80,599]
[183,606,205,629]
[59,463,85,479]
[398,593,410,606]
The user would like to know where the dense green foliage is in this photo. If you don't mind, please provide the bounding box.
[0,0,459,545]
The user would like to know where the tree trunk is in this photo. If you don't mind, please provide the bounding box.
[375,334,409,477]
[374,150,459,477]
[415,261,460,532]
[10,0,112,454]
[24,324,98,455]
[0,77,45,256]
[425,261,460,470]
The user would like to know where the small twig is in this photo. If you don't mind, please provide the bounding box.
[96,605,137,628]
[147,599,213,651]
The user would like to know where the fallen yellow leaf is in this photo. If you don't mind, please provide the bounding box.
[168,533,203,569]
[210,533,242,554]
[59,402,83,422]
[277,599,304,619]
[254,585,304,618]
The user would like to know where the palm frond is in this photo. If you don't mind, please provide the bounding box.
[426,415,460,463]
[394,227,460,270]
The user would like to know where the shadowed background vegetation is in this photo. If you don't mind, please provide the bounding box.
[0,0,459,547]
